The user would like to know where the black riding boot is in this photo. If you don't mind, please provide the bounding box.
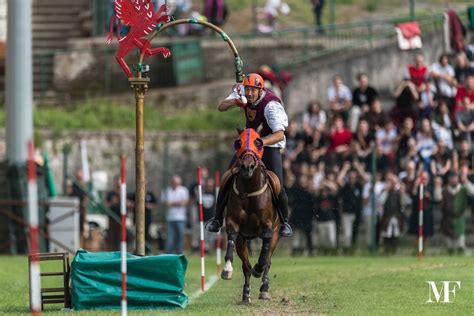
[205,190,227,233]
[277,191,293,237]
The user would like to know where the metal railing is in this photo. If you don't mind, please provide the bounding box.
[27,9,468,101]
[277,13,452,68]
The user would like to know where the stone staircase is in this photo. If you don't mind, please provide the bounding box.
[33,0,90,99]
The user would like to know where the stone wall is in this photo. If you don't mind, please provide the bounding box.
[0,130,235,195]
[50,36,323,105]
[51,32,446,117]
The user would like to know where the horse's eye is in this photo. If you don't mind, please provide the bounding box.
[233,139,242,150]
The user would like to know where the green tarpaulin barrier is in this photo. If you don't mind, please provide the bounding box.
[71,249,188,311]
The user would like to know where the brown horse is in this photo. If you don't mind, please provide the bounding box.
[220,128,280,304]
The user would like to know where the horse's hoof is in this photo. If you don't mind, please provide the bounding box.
[259,291,271,300]
[221,270,233,280]
[239,297,251,305]
[251,268,263,278]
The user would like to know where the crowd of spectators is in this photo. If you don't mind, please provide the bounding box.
[284,51,474,256]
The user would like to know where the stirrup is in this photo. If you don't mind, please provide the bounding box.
[279,222,293,237]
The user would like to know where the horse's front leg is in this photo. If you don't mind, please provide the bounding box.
[259,231,278,300]
[258,260,271,300]
[221,223,237,280]
[252,225,272,278]
[236,235,252,304]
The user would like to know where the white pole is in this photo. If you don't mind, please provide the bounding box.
[198,167,205,292]
[120,155,127,316]
[28,140,41,316]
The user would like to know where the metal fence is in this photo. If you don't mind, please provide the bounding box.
[18,10,471,102]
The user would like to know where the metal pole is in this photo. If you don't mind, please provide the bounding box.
[27,140,41,316]
[129,77,149,256]
[330,0,336,26]
[120,155,127,316]
[418,171,425,261]
[6,0,33,164]
[215,171,221,275]
[62,144,71,195]
[198,167,205,292]
[409,0,415,21]
[252,0,258,34]
[370,144,376,253]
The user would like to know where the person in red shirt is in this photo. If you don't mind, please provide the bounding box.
[454,74,474,116]
[404,53,428,92]
[328,116,352,164]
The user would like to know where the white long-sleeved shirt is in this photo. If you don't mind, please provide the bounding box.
[226,90,288,148]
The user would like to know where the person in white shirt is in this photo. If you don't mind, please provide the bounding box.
[161,175,189,254]
[430,54,456,99]
[327,75,353,123]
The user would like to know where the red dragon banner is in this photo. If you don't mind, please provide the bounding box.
[106,0,172,77]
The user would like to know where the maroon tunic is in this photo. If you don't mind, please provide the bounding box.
[245,89,281,138]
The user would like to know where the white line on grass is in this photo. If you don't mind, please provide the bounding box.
[189,275,218,302]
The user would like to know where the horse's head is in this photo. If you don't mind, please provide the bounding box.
[234,128,264,179]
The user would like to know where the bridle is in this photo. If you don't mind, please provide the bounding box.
[234,151,268,200]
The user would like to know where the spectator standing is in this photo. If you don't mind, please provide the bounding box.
[161,175,189,254]
[351,73,379,132]
[203,0,228,27]
[105,177,122,251]
[436,172,469,255]
[314,185,338,254]
[311,0,325,33]
[337,163,364,254]
[327,75,353,122]
[379,173,405,255]
[288,175,316,256]
[257,0,290,33]
[199,178,217,252]
[68,169,88,247]
[361,173,385,249]
[128,187,158,252]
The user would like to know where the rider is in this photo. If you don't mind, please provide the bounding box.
[205,73,293,237]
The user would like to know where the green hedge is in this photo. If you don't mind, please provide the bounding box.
[0,100,245,131]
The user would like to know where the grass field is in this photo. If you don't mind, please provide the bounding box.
[1,254,473,315]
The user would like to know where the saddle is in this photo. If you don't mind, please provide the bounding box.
[220,165,281,200]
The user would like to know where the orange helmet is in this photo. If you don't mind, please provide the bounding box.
[243,73,265,90]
